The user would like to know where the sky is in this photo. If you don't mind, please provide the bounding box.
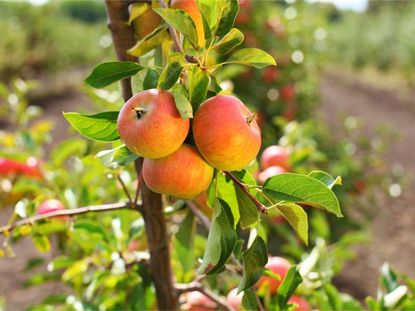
[307,0,368,12]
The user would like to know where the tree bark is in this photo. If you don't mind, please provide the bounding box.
[104,1,179,309]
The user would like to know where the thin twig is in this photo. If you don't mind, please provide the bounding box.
[187,201,211,230]
[117,174,133,204]
[134,169,143,207]
[157,0,182,52]
[0,202,135,234]
[224,172,268,214]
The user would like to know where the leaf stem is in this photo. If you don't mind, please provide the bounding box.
[224,172,268,214]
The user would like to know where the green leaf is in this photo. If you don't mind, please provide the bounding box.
[63,111,119,142]
[270,203,308,245]
[238,236,268,292]
[232,170,258,229]
[157,53,184,90]
[32,235,51,253]
[277,266,302,309]
[198,199,237,275]
[226,48,276,68]
[263,173,342,217]
[324,283,344,311]
[215,0,239,36]
[85,62,144,88]
[128,25,170,57]
[143,68,160,90]
[74,219,108,242]
[309,170,342,189]
[188,66,210,107]
[154,8,198,46]
[242,289,258,311]
[174,211,196,280]
[217,173,240,228]
[96,145,138,167]
[171,84,193,119]
[214,28,244,54]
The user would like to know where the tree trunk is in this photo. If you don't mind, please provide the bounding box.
[104,1,179,309]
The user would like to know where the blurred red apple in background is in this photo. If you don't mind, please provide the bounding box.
[257,256,290,294]
[37,199,68,221]
[258,165,287,184]
[289,296,310,311]
[226,288,243,311]
[184,291,216,311]
[260,145,290,170]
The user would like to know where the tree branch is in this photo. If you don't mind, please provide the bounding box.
[105,0,137,101]
[0,202,134,234]
[117,173,133,204]
[224,171,267,214]
[187,201,211,230]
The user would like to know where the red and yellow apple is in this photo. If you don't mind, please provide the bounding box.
[289,296,310,311]
[193,95,261,171]
[226,288,243,311]
[142,144,213,199]
[117,89,189,159]
[171,0,205,47]
[183,291,216,311]
[258,165,287,184]
[260,145,290,170]
[37,199,68,221]
[257,256,290,294]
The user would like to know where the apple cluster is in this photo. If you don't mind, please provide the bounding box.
[117,89,261,199]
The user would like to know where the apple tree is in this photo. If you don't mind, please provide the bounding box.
[0,1,346,310]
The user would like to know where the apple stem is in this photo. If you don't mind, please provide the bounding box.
[245,113,257,125]
[224,172,268,214]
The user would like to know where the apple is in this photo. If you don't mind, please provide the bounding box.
[193,95,261,171]
[289,296,310,311]
[184,291,216,311]
[117,89,189,159]
[258,165,287,184]
[257,256,290,294]
[132,7,161,39]
[20,157,42,179]
[262,67,280,83]
[142,144,213,199]
[260,146,290,170]
[0,157,20,175]
[37,199,68,221]
[226,288,242,311]
[171,0,205,48]
[236,0,251,25]
[280,84,296,102]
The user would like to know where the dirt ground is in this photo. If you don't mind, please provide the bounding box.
[1,71,415,309]
[319,71,415,299]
